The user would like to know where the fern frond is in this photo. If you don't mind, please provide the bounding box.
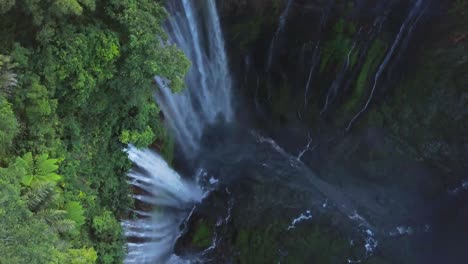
[55,219,76,233]
[24,182,56,212]
[38,209,68,225]
[18,152,34,175]
[36,154,59,175]
[65,201,85,227]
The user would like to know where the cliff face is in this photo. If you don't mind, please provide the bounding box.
[221,2,467,260]
[219,0,467,186]
[171,1,468,263]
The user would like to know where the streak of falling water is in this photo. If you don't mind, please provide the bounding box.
[346,0,426,131]
[124,146,203,264]
[156,0,234,157]
[124,1,232,263]
[304,42,321,107]
[266,0,295,71]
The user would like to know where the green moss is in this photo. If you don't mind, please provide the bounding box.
[191,220,213,248]
[319,20,357,72]
[284,224,349,263]
[235,229,249,248]
[350,50,359,69]
[230,15,266,49]
[161,132,175,165]
[234,224,279,264]
[233,220,351,264]
[341,39,386,115]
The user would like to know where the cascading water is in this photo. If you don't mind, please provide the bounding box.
[155,0,233,157]
[121,0,466,263]
[124,146,203,264]
[346,0,426,130]
[266,0,294,71]
[124,0,233,263]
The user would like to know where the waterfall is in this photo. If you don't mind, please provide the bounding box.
[320,28,362,115]
[346,0,426,131]
[266,0,294,71]
[304,42,320,107]
[124,146,203,264]
[124,1,232,263]
[155,0,233,157]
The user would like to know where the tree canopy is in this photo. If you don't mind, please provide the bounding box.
[0,0,189,262]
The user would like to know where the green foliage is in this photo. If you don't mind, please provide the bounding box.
[12,75,62,154]
[0,54,17,94]
[0,95,18,157]
[44,27,120,104]
[106,0,190,93]
[16,152,62,186]
[0,0,14,14]
[64,247,98,264]
[50,0,96,16]
[24,182,57,212]
[92,210,122,243]
[66,201,86,228]
[120,126,155,148]
[92,210,124,263]
[0,164,67,263]
[0,0,189,262]
[22,180,79,234]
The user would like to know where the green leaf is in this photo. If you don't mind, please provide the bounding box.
[37,154,59,175]
[65,201,85,227]
[55,219,76,233]
[16,152,34,176]
[39,172,62,183]
[25,182,56,211]
[21,175,33,186]
[43,172,62,182]
[17,153,62,186]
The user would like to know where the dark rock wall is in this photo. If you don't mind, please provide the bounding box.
[174,1,468,263]
[219,0,467,188]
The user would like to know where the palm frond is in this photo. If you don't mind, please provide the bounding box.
[55,219,76,233]
[37,209,68,225]
[24,182,56,212]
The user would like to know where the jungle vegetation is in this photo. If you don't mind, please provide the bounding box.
[0,1,189,263]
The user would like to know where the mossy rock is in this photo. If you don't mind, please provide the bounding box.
[191,219,214,249]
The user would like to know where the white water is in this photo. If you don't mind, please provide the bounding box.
[267,0,294,71]
[156,0,233,157]
[124,146,203,264]
[320,27,362,115]
[125,1,233,263]
[287,210,313,230]
[304,42,320,107]
[346,0,425,131]
[297,132,315,161]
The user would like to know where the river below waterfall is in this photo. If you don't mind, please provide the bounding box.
[124,0,468,263]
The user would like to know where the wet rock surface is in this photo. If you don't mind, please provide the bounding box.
[169,0,468,263]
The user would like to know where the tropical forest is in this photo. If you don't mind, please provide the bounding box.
[0,0,466,264]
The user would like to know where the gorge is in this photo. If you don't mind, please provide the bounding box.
[125,0,467,263]
[0,0,465,263]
